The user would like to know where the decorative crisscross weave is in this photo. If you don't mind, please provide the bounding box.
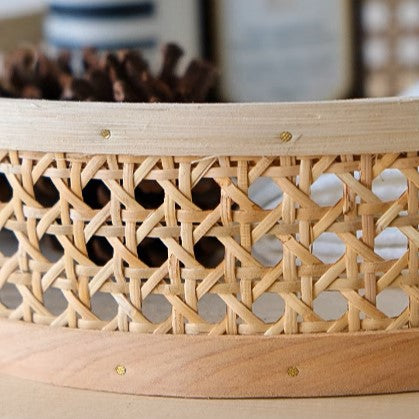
[0,150,417,335]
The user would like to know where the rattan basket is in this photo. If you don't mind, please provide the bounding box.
[0,97,417,398]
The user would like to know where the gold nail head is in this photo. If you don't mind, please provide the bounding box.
[279,131,293,143]
[287,366,299,377]
[101,129,111,140]
[115,365,126,376]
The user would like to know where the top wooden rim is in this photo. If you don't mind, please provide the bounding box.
[0,97,417,156]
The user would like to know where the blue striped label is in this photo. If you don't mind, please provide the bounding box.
[49,2,155,19]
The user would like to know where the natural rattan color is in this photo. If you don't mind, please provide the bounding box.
[0,150,417,335]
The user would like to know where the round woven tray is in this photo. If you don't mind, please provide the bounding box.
[0,97,418,398]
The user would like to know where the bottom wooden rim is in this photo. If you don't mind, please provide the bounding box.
[0,319,418,398]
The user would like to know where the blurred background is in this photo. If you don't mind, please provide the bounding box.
[0,0,418,101]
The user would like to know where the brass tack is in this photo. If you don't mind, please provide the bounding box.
[101,129,111,140]
[115,365,126,376]
[287,366,299,377]
[279,131,293,143]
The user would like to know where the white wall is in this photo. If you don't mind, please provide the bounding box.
[0,1,45,18]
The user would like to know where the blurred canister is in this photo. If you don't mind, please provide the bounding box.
[44,0,201,63]
[212,0,355,101]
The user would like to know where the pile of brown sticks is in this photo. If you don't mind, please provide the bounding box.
[0,43,217,103]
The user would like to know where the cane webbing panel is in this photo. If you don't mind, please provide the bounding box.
[0,150,417,335]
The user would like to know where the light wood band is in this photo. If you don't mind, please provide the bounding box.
[0,98,417,156]
[0,319,418,398]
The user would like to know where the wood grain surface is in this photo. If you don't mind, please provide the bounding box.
[1,374,418,419]
[0,319,418,398]
[1,374,419,419]
[0,97,417,156]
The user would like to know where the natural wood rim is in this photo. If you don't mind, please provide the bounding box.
[0,97,417,156]
[0,319,418,398]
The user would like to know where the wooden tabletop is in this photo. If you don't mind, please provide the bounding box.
[0,374,418,419]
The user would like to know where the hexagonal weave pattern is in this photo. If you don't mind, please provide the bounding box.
[0,150,417,335]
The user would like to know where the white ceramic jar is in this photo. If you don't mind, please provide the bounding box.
[45,0,158,50]
[44,0,201,67]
